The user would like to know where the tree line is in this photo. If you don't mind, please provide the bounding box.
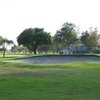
[0,22,100,57]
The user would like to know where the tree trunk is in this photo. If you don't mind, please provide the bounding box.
[34,49,36,54]
[3,49,6,58]
[45,51,48,54]
[33,45,37,55]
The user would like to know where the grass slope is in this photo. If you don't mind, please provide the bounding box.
[0,62,100,100]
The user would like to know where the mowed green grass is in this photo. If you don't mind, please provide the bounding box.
[0,62,100,100]
[1,53,100,61]
[0,54,34,61]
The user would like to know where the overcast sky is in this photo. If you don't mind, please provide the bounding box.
[0,0,100,43]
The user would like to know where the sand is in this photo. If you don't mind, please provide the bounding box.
[14,56,100,64]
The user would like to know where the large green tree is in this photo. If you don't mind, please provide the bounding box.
[81,28,99,53]
[81,31,89,46]
[53,33,64,53]
[54,22,78,53]
[17,28,51,54]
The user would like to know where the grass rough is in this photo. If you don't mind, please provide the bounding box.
[0,62,100,100]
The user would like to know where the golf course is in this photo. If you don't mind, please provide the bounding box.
[0,55,100,100]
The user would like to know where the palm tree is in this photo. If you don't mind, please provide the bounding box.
[0,36,14,58]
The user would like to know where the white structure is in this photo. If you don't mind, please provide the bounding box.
[60,44,100,54]
[59,48,73,54]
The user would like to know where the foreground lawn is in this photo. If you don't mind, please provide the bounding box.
[0,62,100,100]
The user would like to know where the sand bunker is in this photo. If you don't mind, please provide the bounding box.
[14,56,100,64]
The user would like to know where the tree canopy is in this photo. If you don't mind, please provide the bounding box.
[17,28,51,54]
[81,28,99,53]
[53,22,78,53]
[1,22,100,55]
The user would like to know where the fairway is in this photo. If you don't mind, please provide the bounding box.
[0,62,100,100]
